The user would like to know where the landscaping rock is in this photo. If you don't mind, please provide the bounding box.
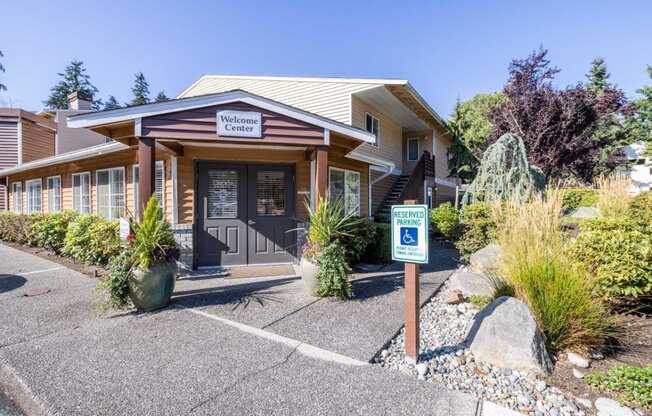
[466,296,553,375]
[569,206,599,219]
[576,397,593,409]
[469,244,501,274]
[448,271,494,297]
[446,290,465,304]
[595,397,637,416]
[572,369,585,379]
[567,352,590,368]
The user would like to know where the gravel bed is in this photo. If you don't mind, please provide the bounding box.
[374,281,587,416]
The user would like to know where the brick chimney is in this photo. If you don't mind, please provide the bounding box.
[67,91,92,110]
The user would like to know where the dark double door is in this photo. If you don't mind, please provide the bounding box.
[196,162,296,267]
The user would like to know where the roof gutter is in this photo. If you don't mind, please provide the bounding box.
[403,82,452,136]
[0,142,128,178]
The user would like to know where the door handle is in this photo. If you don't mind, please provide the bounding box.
[248,220,256,225]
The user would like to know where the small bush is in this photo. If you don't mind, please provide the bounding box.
[361,223,391,264]
[455,202,497,262]
[497,191,617,352]
[430,202,460,239]
[316,242,353,299]
[0,212,40,245]
[32,211,79,253]
[63,215,120,265]
[595,175,632,218]
[339,217,376,264]
[560,188,597,211]
[586,364,652,410]
[569,218,652,299]
[627,191,652,233]
[132,196,177,270]
[97,250,134,311]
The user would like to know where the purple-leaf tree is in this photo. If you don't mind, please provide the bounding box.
[489,48,627,183]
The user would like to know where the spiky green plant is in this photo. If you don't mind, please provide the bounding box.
[132,196,176,270]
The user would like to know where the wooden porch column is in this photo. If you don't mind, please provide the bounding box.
[137,136,156,218]
[314,145,328,204]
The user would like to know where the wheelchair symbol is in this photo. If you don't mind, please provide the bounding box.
[400,227,418,246]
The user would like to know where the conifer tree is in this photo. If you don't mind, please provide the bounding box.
[626,66,652,155]
[45,61,100,109]
[586,57,611,94]
[0,50,6,91]
[154,91,169,102]
[103,95,121,110]
[129,72,150,106]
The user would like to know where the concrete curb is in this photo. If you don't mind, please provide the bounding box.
[0,360,46,416]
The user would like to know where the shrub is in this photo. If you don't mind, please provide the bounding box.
[32,211,79,253]
[430,202,460,239]
[306,197,363,250]
[595,175,632,218]
[63,215,120,265]
[132,196,177,270]
[316,242,353,299]
[560,188,597,211]
[0,213,40,245]
[497,191,617,352]
[569,218,652,299]
[455,202,497,262]
[339,216,376,264]
[627,191,652,233]
[586,364,652,410]
[98,250,134,311]
[361,223,391,264]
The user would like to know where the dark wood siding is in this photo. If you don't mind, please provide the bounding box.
[0,120,19,169]
[142,102,325,146]
[21,120,55,162]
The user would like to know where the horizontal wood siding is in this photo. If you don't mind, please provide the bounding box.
[21,120,55,162]
[179,78,377,124]
[0,121,19,168]
[142,102,324,146]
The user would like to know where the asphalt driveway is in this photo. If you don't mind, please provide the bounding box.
[0,243,480,415]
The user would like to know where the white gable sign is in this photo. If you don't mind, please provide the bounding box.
[217,110,262,138]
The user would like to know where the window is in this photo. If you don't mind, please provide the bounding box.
[207,170,238,218]
[132,161,165,217]
[427,186,433,209]
[12,182,22,212]
[256,170,286,216]
[72,172,91,214]
[47,176,62,213]
[365,113,379,146]
[26,179,42,213]
[96,167,125,220]
[407,138,419,161]
[329,167,361,215]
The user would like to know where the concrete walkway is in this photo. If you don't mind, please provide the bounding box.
[0,243,480,415]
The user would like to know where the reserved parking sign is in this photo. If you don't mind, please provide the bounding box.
[391,204,429,264]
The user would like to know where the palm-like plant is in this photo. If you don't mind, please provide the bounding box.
[305,197,364,248]
[131,196,176,270]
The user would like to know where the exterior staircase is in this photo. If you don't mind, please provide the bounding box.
[375,175,410,222]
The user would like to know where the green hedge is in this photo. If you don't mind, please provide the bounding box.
[362,223,391,264]
[430,202,460,239]
[569,217,652,299]
[627,191,652,233]
[560,188,598,211]
[0,211,121,267]
[455,202,497,262]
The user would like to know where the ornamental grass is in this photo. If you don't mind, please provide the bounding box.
[595,174,632,218]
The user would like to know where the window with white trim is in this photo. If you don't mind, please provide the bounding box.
[47,176,62,213]
[26,179,42,213]
[407,138,419,161]
[72,172,91,214]
[329,167,361,215]
[365,113,379,146]
[96,167,125,220]
[133,161,165,217]
[12,182,22,212]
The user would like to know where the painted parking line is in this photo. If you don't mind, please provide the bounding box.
[176,304,368,367]
[19,267,66,276]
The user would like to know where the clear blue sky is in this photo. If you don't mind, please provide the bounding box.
[1,0,650,118]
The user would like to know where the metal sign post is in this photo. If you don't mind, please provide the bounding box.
[391,200,429,363]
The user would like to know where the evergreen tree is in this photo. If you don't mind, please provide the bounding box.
[103,95,121,110]
[586,57,611,94]
[0,50,6,91]
[44,61,100,109]
[154,91,169,102]
[130,72,150,106]
[626,66,652,155]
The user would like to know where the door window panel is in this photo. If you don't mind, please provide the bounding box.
[256,170,286,216]
[208,170,238,218]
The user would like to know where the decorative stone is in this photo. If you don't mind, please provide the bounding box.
[416,363,428,377]
[446,290,465,305]
[569,207,599,219]
[595,397,636,416]
[576,398,593,409]
[466,297,553,375]
[448,271,494,297]
[469,244,502,274]
[572,369,585,379]
[567,352,590,368]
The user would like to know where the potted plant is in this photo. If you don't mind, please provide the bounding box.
[300,197,362,298]
[129,196,179,311]
[98,196,179,312]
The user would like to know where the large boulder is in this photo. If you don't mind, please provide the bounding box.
[568,206,599,219]
[448,271,494,297]
[466,296,552,375]
[469,244,502,274]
